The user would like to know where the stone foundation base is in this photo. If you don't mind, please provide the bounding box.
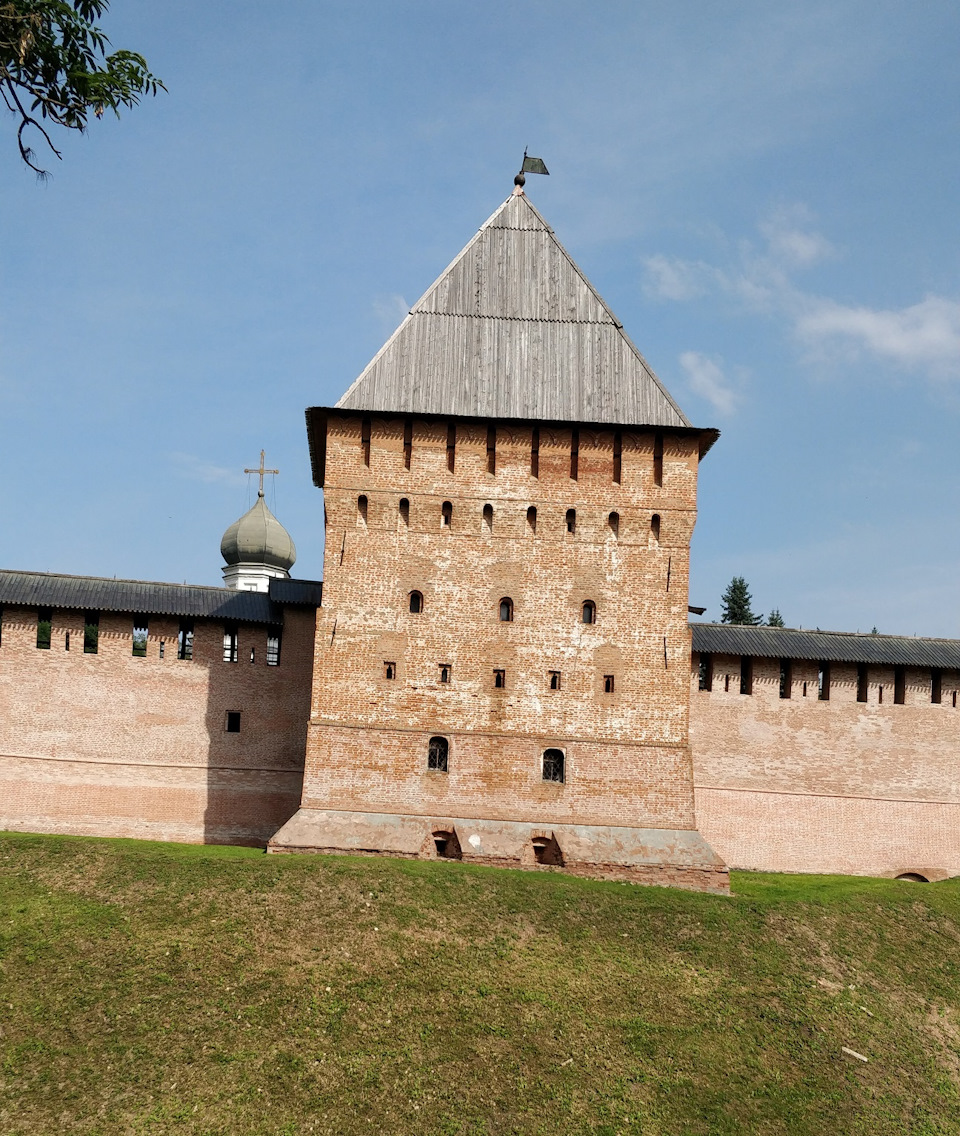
[267,808,730,894]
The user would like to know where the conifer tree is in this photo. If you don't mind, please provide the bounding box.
[720,576,762,625]
[767,608,785,627]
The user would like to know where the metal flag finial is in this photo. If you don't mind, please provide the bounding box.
[514,147,549,190]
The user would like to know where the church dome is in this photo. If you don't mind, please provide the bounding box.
[220,493,296,571]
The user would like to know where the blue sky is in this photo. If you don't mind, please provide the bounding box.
[2,1,958,636]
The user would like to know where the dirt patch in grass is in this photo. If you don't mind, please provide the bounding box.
[1,833,959,1135]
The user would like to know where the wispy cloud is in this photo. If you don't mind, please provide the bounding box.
[679,351,739,416]
[373,293,410,336]
[171,453,246,488]
[644,206,960,381]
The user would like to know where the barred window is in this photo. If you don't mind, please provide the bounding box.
[542,748,565,783]
[266,631,281,666]
[428,736,449,772]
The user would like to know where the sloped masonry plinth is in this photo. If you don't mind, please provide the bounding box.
[267,809,730,894]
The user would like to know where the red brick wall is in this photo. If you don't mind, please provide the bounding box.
[305,413,703,831]
[690,652,960,877]
[0,604,315,844]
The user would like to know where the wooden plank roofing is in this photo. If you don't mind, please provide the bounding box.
[335,191,693,429]
[691,623,960,670]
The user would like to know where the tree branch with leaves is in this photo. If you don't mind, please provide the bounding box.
[1,1,164,177]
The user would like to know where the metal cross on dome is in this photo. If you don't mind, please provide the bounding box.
[244,450,279,497]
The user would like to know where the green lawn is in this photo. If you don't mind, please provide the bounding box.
[1,832,958,1135]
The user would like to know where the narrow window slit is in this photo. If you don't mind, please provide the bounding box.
[441,500,452,527]
[399,498,410,526]
[493,668,505,689]
[608,511,619,537]
[446,422,456,473]
[384,661,396,680]
[740,656,753,695]
[408,590,423,614]
[857,664,868,703]
[357,494,368,525]
[653,432,664,487]
[931,669,942,705]
[36,607,52,650]
[486,424,496,475]
[548,670,561,690]
[603,674,615,694]
[566,508,576,534]
[613,431,622,483]
[483,503,493,532]
[894,667,906,705]
[582,600,596,625]
[531,427,539,478]
[403,419,412,469]
[818,663,830,701]
[499,597,513,622]
[361,417,371,466]
[132,617,148,658]
[570,429,579,480]
[527,505,537,533]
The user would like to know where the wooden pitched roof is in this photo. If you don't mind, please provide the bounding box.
[335,191,692,429]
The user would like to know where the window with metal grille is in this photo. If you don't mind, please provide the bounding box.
[223,625,238,663]
[266,631,281,666]
[428,736,448,772]
[542,748,565,783]
[178,619,194,661]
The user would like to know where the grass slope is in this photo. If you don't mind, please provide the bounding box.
[1,833,959,1135]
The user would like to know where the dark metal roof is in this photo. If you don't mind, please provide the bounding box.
[0,571,321,625]
[691,622,960,670]
[269,578,323,606]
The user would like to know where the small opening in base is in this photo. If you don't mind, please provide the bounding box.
[895,872,929,883]
[531,836,564,867]
[431,830,462,860]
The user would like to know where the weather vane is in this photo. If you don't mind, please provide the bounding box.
[514,147,549,191]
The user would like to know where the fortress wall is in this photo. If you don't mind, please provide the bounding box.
[690,652,960,877]
[0,605,315,844]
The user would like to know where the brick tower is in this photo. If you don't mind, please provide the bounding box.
[269,187,728,892]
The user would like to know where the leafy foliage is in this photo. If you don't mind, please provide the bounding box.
[767,608,785,627]
[0,1,164,176]
[720,575,762,625]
